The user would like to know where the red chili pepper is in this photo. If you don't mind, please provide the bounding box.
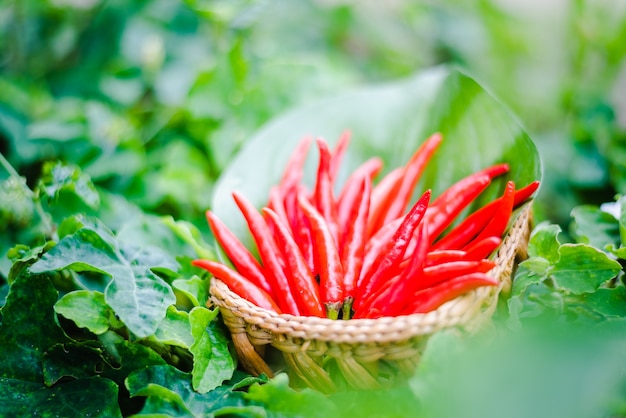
[313,138,339,244]
[431,180,539,251]
[464,236,502,260]
[337,157,383,223]
[329,130,351,184]
[298,191,345,319]
[367,167,405,237]
[338,176,371,318]
[262,208,325,317]
[470,180,515,245]
[205,210,274,298]
[278,136,313,192]
[424,250,467,267]
[354,222,429,319]
[402,272,498,315]
[354,190,431,310]
[425,163,509,242]
[192,259,281,313]
[381,132,443,226]
[414,259,496,292]
[232,191,301,315]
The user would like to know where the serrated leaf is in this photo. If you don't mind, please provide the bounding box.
[29,220,176,338]
[213,66,541,243]
[126,364,255,417]
[570,205,619,249]
[189,307,234,393]
[511,260,550,295]
[54,290,112,335]
[153,306,193,348]
[0,376,122,418]
[527,223,561,263]
[0,273,66,382]
[551,244,622,294]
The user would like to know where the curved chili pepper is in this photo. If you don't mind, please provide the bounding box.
[313,138,339,245]
[232,191,301,315]
[382,132,443,226]
[367,167,405,237]
[354,189,431,310]
[338,176,371,318]
[329,130,351,184]
[402,272,498,315]
[354,222,429,319]
[414,259,496,292]
[263,208,325,317]
[358,216,403,288]
[424,165,506,242]
[470,180,515,245]
[424,250,467,266]
[192,259,281,313]
[298,191,345,319]
[205,210,274,298]
[431,180,539,251]
[278,136,313,192]
[337,157,383,226]
[464,236,502,260]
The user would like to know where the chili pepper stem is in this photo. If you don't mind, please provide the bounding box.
[342,297,354,320]
[326,302,342,320]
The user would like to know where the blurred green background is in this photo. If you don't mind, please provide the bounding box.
[1,0,625,227]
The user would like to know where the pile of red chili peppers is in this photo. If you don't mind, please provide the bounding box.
[193,132,539,320]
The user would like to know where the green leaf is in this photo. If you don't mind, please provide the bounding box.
[212,66,541,242]
[153,306,194,348]
[189,306,235,393]
[54,290,113,335]
[584,286,626,317]
[245,373,339,417]
[527,223,562,263]
[126,364,256,417]
[570,205,619,249]
[172,275,209,308]
[39,161,100,210]
[0,376,122,418]
[551,244,622,294]
[0,273,66,382]
[29,219,176,338]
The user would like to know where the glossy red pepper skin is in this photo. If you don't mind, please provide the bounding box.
[471,180,515,245]
[354,190,431,310]
[354,222,429,319]
[337,157,383,224]
[232,191,302,315]
[329,130,351,184]
[298,192,345,319]
[338,176,371,318]
[192,259,281,313]
[313,138,339,244]
[464,236,502,260]
[414,259,496,292]
[366,167,404,237]
[381,133,443,227]
[205,210,274,298]
[402,272,498,315]
[431,180,538,251]
[278,136,312,193]
[263,208,325,317]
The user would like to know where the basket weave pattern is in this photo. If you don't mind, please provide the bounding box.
[210,204,533,391]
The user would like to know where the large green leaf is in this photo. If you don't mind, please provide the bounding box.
[212,66,541,239]
[29,218,176,338]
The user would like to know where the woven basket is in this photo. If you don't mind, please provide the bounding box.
[210,204,533,392]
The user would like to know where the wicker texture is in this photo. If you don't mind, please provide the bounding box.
[210,204,533,392]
